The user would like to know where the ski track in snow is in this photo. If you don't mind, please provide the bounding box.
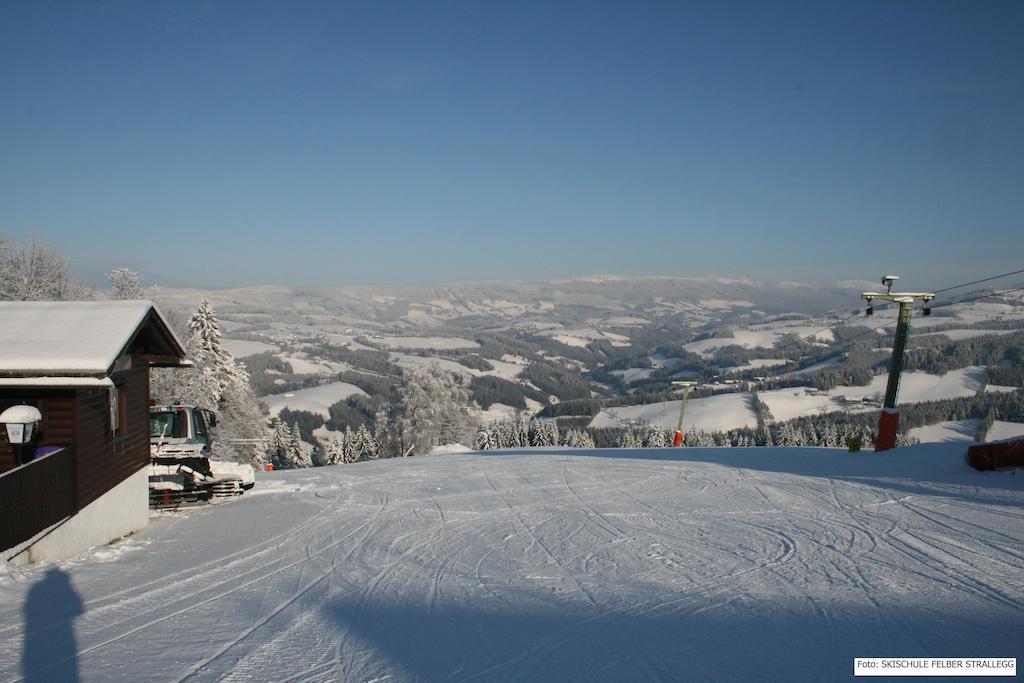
[2,445,1023,682]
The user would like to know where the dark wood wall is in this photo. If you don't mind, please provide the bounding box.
[76,363,150,508]
[0,447,75,552]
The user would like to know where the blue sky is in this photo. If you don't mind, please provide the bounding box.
[1,1,1022,289]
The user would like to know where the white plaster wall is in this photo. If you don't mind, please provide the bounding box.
[15,469,149,565]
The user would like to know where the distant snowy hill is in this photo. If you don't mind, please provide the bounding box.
[2,445,1022,681]
[151,275,870,329]
[151,277,1024,449]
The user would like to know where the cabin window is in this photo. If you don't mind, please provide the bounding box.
[109,387,118,432]
[110,384,128,435]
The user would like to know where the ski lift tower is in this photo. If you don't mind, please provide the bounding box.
[861,275,935,451]
[671,381,699,446]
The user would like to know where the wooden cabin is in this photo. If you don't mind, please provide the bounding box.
[0,301,188,564]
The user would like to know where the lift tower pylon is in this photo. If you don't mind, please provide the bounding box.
[861,275,935,451]
[671,381,698,447]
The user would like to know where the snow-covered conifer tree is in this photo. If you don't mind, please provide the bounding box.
[491,420,510,448]
[372,410,392,458]
[324,437,344,465]
[528,418,559,447]
[513,414,530,448]
[356,424,378,460]
[641,424,669,448]
[618,421,639,448]
[544,420,560,447]
[288,424,312,468]
[343,426,361,463]
[274,422,294,469]
[475,427,495,450]
[563,427,593,448]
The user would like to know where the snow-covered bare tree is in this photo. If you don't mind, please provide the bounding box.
[398,363,478,455]
[372,409,393,458]
[0,235,94,301]
[107,267,144,300]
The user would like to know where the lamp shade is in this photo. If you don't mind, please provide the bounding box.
[0,404,42,444]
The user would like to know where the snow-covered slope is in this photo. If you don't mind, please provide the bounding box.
[591,392,757,432]
[2,446,1022,681]
[263,381,367,417]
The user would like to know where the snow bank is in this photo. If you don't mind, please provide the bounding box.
[427,443,474,455]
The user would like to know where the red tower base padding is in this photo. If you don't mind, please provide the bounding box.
[673,431,684,447]
[875,409,900,452]
[968,438,1024,471]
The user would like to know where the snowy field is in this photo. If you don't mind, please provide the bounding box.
[263,382,367,417]
[590,392,757,433]
[373,336,480,350]
[391,352,525,380]
[908,420,982,443]
[278,353,350,375]
[221,339,280,358]
[684,327,835,356]
[913,329,1016,342]
[610,367,656,384]
[759,367,990,423]
[988,420,1024,442]
[539,328,632,348]
[830,366,985,404]
[908,420,1024,444]
[2,445,1022,681]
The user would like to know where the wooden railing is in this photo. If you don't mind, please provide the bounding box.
[0,447,75,553]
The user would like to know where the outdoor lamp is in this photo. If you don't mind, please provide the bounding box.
[0,404,42,444]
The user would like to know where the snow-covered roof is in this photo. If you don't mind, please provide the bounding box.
[0,300,187,377]
[0,377,114,387]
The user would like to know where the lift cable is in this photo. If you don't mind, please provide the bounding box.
[751,284,1024,385]
[766,271,1024,359]
[933,267,1024,294]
